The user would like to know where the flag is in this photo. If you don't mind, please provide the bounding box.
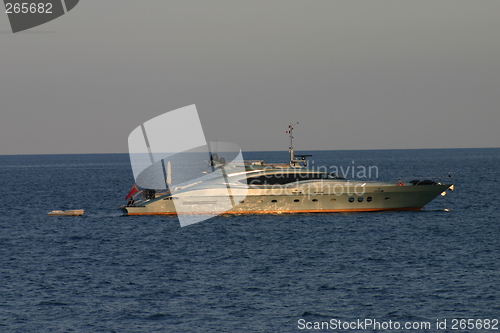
[125,184,139,199]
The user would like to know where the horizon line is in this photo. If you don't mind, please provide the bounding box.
[1,146,499,156]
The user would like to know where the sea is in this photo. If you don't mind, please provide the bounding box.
[0,148,499,332]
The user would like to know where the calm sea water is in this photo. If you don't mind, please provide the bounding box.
[0,149,499,332]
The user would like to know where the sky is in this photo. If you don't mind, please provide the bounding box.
[1,0,499,155]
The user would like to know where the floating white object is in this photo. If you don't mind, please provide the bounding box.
[48,209,84,216]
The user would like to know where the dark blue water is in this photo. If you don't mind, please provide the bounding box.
[1,149,499,332]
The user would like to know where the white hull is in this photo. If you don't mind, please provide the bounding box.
[122,180,451,216]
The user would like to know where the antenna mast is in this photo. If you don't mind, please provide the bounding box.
[287,122,311,167]
[287,122,299,167]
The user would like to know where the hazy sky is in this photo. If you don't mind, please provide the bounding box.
[1,1,499,155]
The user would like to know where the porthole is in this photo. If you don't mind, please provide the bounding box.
[348,197,354,203]
[358,197,363,202]
[312,199,318,202]
[366,197,372,202]
[330,198,336,202]
[294,199,300,202]
[385,197,390,200]
[271,199,278,203]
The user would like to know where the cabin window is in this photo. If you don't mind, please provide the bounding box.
[330,198,336,202]
[358,197,363,202]
[312,199,318,202]
[366,197,373,202]
[246,173,328,185]
[294,199,300,202]
[348,197,354,203]
[271,199,278,203]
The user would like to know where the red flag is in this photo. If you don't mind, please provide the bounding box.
[125,184,139,199]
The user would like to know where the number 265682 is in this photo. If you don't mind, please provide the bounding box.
[5,3,53,14]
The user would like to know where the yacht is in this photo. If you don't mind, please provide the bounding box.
[121,123,453,218]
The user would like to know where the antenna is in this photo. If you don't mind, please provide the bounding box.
[286,122,312,167]
[287,122,299,165]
